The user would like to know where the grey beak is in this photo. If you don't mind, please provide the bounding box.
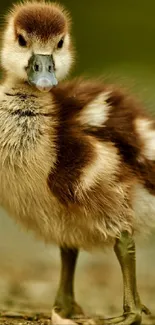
[27,54,58,92]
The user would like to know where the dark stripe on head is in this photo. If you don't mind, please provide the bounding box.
[14,2,69,41]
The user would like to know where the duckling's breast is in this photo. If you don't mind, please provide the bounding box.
[0,91,61,240]
[0,91,106,248]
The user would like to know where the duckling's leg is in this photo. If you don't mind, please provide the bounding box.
[106,231,150,325]
[53,247,84,318]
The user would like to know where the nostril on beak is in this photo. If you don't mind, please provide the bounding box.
[48,65,52,73]
[34,64,40,72]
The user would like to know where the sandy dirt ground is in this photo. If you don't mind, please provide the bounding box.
[0,210,154,324]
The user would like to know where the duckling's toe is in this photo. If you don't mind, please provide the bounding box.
[52,309,77,324]
[53,297,84,318]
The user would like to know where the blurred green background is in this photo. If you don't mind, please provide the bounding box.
[0,0,155,320]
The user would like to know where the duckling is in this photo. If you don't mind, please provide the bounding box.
[0,3,154,325]
[1,0,74,92]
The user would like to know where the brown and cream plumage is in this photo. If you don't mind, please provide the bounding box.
[0,1,154,325]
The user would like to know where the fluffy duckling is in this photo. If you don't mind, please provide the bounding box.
[1,0,74,91]
[0,2,154,325]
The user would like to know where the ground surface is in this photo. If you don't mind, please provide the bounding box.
[0,313,155,325]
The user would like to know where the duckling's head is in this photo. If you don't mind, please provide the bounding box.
[1,1,74,92]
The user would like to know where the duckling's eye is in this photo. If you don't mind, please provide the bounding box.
[57,38,64,49]
[18,34,27,47]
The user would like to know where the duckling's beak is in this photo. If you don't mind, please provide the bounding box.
[26,54,58,92]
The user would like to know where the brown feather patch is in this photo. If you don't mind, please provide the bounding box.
[48,80,107,205]
[50,80,155,200]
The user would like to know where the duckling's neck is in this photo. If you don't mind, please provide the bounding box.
[3,74,36,96]
[0,74,56,166]
[1,74,54,107]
